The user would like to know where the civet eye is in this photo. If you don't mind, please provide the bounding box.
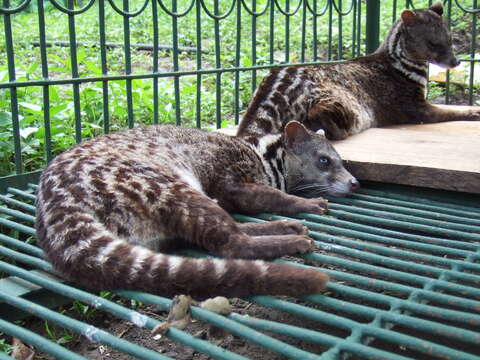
[318,156,330,166]
[428,41,441,49]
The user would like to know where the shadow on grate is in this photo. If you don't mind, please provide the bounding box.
[0,182,479,359]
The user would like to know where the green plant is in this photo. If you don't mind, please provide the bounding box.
[0,334,13,355]
[427,83,445,101]
[44,320,75,345]
[71,291,113,320]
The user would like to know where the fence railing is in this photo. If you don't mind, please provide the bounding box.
[0,0,478,182]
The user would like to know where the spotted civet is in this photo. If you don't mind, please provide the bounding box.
[237,2,479,141]
[36,122,357,299]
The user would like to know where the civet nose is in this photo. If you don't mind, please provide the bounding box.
[350,178,360,192]
[450,57,460,68]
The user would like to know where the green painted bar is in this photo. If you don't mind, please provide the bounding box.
[0,172,41,194]
[327,208,480,241]
[351,0,356,58]
[392,0,397,22]
[0,60,346,89]
[0,318,87,360]
[172,0,181,126]
[0,353,14,360]
[365,0,380,54]
[0,217,35,235]
[2,0,22,174]
[7,188,36,201]
[269,0,275,63]
[350,192,480,220]
[0,246,53,272]
[356,0,362,56]
[123,0,134,128]
[0,291,173,360]
[251,0,257,92]
[358,188,480,213]
[337,0,343,59]
[327,0,333,59]
[329,202,480,233]
[284,0,290,63]
[468,0,477,105]
[195,0,203,127]
[98,0,110,133]
[300,0,306,62]
[330,196,480,226]
[36,0,52,163]
[0,233,44,257]
[0,205,36,223]
[234,0,241,125]
[312,0,318,60]
[66,0,82,144]
[302,220,480,269]
[445,0,453,104]
[0,194,36,213]
[214,0,222,129]
[152,0,159,125]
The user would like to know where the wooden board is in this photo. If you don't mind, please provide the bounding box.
[333,121,480,194]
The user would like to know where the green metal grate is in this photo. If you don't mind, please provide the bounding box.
[0,181,479,359]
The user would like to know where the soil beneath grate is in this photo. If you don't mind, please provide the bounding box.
[11,297,340,360]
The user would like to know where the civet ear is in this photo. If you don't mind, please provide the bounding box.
[430,1,443,16]
[316,129,326,137]
[401,10,416,26]
[284,121,311,148]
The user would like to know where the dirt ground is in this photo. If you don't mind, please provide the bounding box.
[14,296,340,360]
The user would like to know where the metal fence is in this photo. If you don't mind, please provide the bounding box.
[0,0,478,182]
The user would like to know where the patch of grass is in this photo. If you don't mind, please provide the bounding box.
[70,291,113,320]
[44,320,75,345]
[427,83,445,101]
[0,334,13,355]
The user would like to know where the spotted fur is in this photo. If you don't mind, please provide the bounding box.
[36,123,340,299]
[237,2,479,141]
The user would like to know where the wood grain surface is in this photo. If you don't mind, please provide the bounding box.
[333,121,480,194]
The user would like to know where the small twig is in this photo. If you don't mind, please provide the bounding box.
[115,323,133,339]
[141,310,165,320]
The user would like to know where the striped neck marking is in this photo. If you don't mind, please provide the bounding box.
[386,20,428,91]
[254,134,286,192]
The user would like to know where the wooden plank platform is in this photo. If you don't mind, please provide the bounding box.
[333,121,480,194]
